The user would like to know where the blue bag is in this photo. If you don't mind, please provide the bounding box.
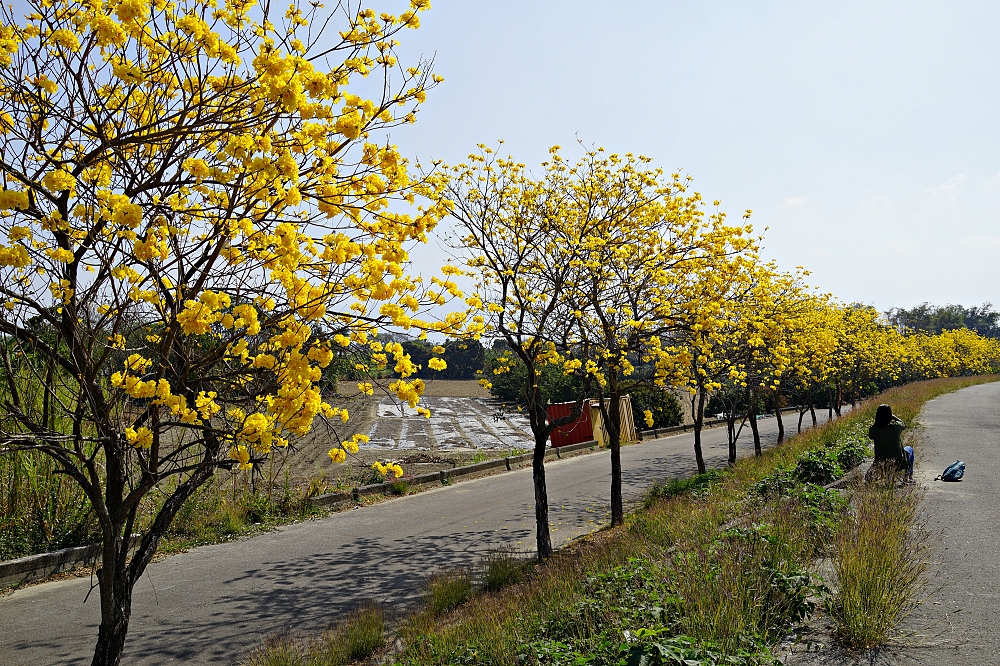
[936,461,965,482]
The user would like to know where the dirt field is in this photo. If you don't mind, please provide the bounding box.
[284,379,532,486]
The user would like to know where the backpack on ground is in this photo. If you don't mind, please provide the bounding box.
[935,461,965,482]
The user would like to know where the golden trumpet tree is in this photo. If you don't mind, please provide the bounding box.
[0,0,456,663]
[564,148,755,525]
[663,230,761,474]
[706,263,813,457]
[443,145,594,560]
[826,304,903,408]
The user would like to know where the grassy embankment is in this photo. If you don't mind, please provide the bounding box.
[0,458,331,562]
[242,375,995,666]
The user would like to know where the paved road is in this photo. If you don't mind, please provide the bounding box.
[0,409,840,665]
[891,382,1000,665]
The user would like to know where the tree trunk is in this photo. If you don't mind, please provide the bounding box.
[809,390,817,427]
[727,412,737,466]
[797,405,806,433]
[91,564,132,666]
[532,437,552,560]
[89,454,217,666]
[827,387,834,420]
[693,388,707,475]
[748,396,761,456]
[775,396,785,444]
[834,384,842,417]
[608,393,623,527]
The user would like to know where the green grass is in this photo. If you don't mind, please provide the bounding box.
[0,450,98,561]
[424,569,473,615]
[479,547,530,593]
[241,603,386,666]
[154,477,324,555]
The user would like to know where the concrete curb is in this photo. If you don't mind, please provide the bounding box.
[0,535,142,588]
[824,459,873,490]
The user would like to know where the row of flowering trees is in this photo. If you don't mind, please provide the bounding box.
[443,145,1000,559]
[0,0,998,663]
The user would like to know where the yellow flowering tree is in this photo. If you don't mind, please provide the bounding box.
[695,262,804,457]
[444,145,595,560]
[563,148,756,525]
[0,0,452,663]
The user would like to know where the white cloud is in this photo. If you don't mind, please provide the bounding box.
[926,174,965,198]
[781,196,809,209]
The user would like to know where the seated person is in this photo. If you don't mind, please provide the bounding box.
[868,403,914,483]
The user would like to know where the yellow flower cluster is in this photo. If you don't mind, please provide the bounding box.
[372,460,404,480]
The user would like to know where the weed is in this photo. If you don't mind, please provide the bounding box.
[389,480,409,496]
[793,449,843,485]
[480,546,530,592]
[424,569,473,615]
[335,602,386,662]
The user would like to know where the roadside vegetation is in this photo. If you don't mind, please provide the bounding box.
[243,376,991,666]
[0,453,329,562]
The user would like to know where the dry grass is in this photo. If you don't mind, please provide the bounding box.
[830,469,927,649]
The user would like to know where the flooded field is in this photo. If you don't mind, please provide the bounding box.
[366,396,533,451]
[286,380,535,483]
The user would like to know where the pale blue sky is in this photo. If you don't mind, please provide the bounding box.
[384,0,1000,311]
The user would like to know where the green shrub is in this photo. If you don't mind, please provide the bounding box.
[831,424,870,471]
[389,480,409,496]
[793,449,843,485]
[749,469,797,499]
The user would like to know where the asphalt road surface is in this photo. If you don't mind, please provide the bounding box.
[889,382,1000,665]
[0,409,841,665]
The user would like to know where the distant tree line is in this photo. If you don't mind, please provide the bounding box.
[885,302,999,338]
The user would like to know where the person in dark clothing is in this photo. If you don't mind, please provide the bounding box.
[868,403,913,483]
